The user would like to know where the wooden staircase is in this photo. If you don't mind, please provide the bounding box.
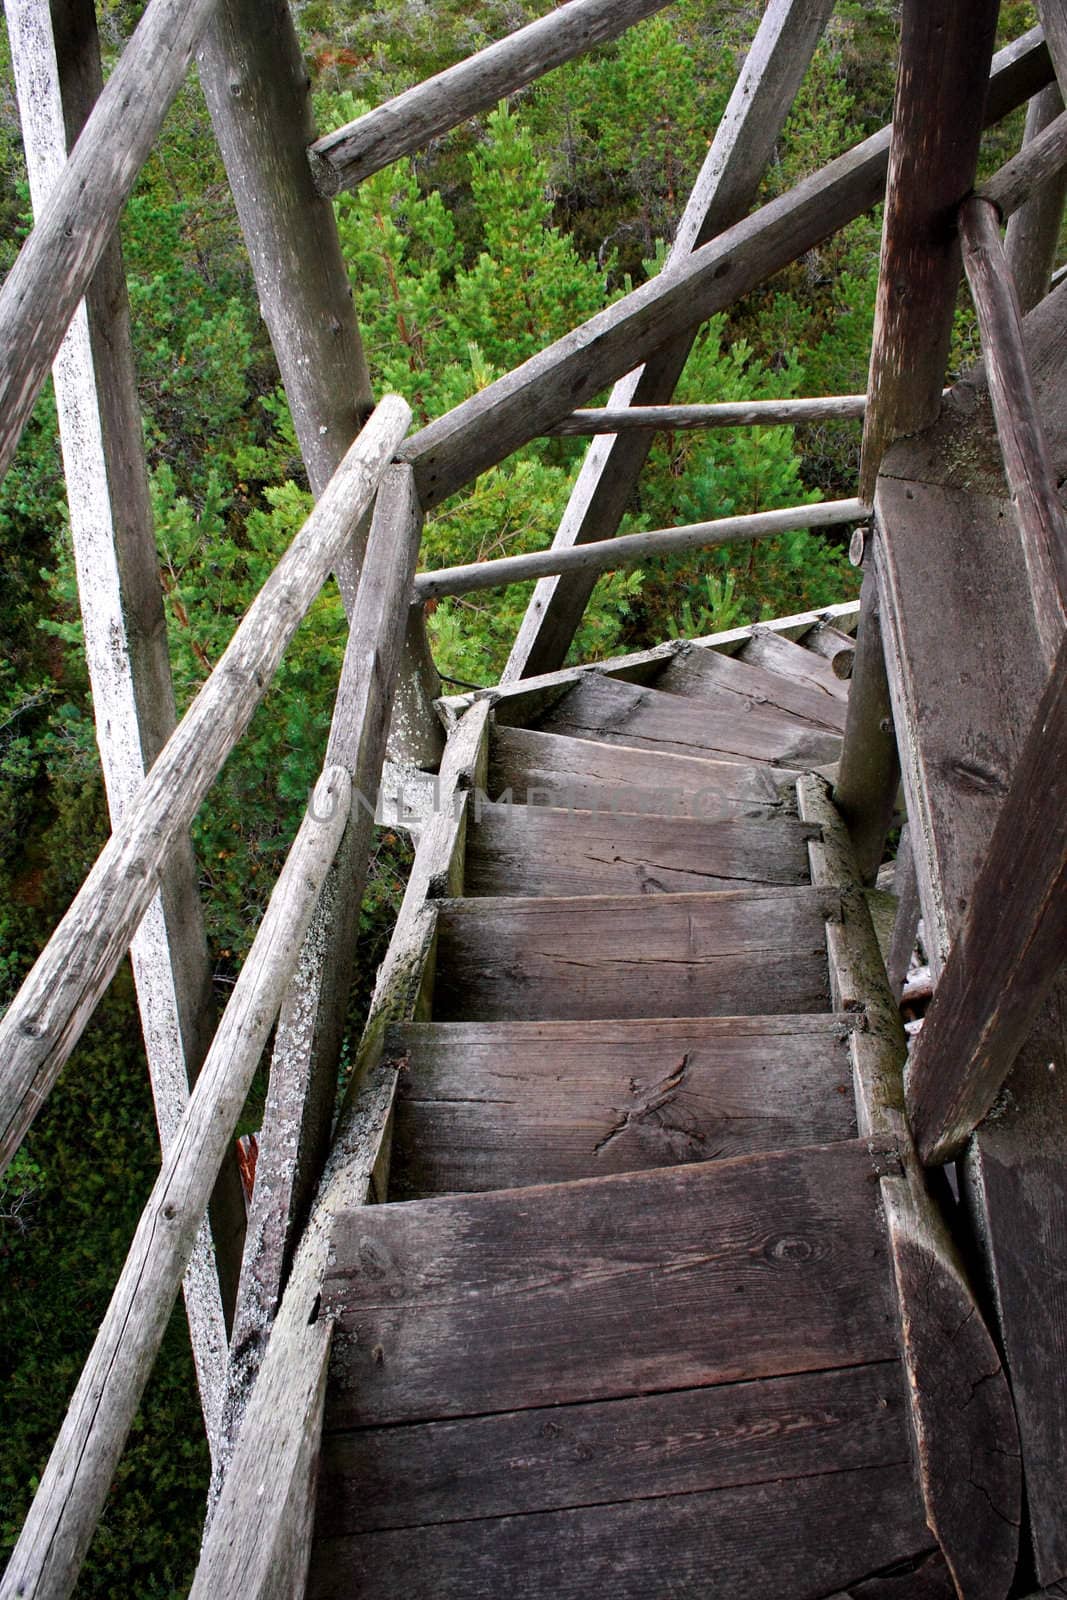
[307,629,1020,1600]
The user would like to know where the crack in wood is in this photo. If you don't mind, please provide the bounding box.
[592,1055,706,1159]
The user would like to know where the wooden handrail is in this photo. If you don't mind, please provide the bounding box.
[0,763,352,1600]
[907,632,1067,1166]
[307,0,677,197]
[411,498,867,604]
[398,26,1051,512]
[0,396,410,1177]
[959,194,1067,667]
[542,396,868,435]
[0,0,221,487]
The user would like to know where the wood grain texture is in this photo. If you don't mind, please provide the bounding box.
[388,1014,858,1196]
[197,0,374,609]
[740,627,849,702]
[500,21,1047,681]
[860,0,1001,497]
[463,806,818,897]
[544,395,868,434]
[802,620,856,679]
[309,1462,931,1600]
[1003,85,1067,314]
[907,632,1067,1164]
[959,194,1067,666]
[487,725,795,819]
[655,643,848,732]
[532,674,841,767]
[0,0,220,485]
[981,96,1067,223]
[317,1359,907,1534]
[308,0,676,194]
[834,571,901,885]
[432,887,836,1022]
[220,468,424,1480]
[0,766,351,1600]
[323,1142,898,1429]
[0,397,409,1177]
[887,823,921,1000]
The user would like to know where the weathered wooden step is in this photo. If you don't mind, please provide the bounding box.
[656,643,848,733]
[487,724,796,819]
[431,887,835,1021]
[311,1147,928,1599]
[386,1014,859,1198]
[740,626,850,702]
[463,805,819,896]
[531,673,841,767]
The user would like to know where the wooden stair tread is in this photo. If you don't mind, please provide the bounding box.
[386,1014,859,1197]
[531,673,841,767]
[656,643,848,733]
[432,886,835,1021]
[322,1142,900,1430]
[463,805,819,897]
[739,628,850,702]
[487,724,796,819]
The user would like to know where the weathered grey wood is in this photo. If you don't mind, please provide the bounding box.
[388,606,445,774]
[309,1461,931,1600]
[834,572,901,884]
[860,0,1001,499]
[323,1142,897,1429]
[960,985,1067,1587]
[0,764,351,1600]
[317,1359,905,1533]
[983,93,1067,241]
[411,499,866,603]
[692,599,861,653]
[498,0,835,681]
[740,627,850,703]
[388,1014,857,1196]
[886,823,920,1001]
[543,395,868,435]
[959,194,1067,666]
[433,887,835,1022]
[1005,84,1067,314]
[219,467,424,1482]
[308,0,678,196]
[0,397,410,1176]
[1038,0,1067,96]
[487,725,795,819]
[5,0,242,1445]
[501,20,1046,683]
[802,620,856,679]
[197,0,374,611]
[822,1553,956,1600]
[193,705,492,1596]
[0,0,222,487]
[798,775,1021,1600]
[533,674,841,767]
[464,806,818,898]
[656,641,848,731]
[907,634,1067,1165]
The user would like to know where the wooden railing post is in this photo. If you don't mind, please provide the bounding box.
[1004,83,1067,312]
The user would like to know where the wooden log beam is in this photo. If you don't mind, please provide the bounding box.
[959,194,1067,666]
[886,823,921,1002]
[411,498,866,604]
[499,0,837,682]
[0,764,352,1600]
[196,0,374,611]
[0,397,410,1177]
[1037,0,1067,95]
[860,0,1002,501]
[543,395,868,435]
[803,619,856,679]
[307,0,678,197]
[1002,84,1067,312]
[217,467,424,1485]
[0,0,222,487]
[979,97,1067,227]
[907,634,1067,1166]
[399,25,1049,518]
[4,0,244,1448]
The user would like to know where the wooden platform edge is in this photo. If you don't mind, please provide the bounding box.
[798,775,1021,1600]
